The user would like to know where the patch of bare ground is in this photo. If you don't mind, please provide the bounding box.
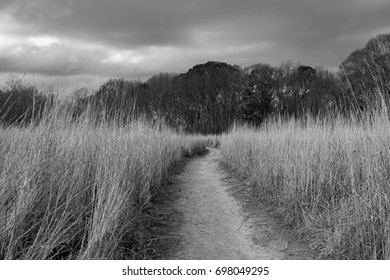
[142,150,208,259]
[154,147,312,260]
[220,164,314,260]
[143,160,187,259]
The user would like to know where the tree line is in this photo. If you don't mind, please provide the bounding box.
[1,33,389,133]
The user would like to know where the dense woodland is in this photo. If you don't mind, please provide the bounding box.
[1,34,389,133]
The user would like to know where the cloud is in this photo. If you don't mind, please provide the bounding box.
[0,0,390,80]
[28,36,61,48]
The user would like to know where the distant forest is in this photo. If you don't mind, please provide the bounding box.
[1,34,389,134]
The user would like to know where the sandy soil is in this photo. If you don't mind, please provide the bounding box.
[164,147,310,260]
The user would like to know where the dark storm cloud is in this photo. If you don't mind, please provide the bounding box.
[1,0,390,78]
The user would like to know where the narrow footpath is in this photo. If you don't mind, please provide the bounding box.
[165,147,310,260]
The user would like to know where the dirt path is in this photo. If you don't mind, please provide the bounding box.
[165,147,310,260]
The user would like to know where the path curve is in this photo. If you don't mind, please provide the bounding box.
[167,147,309,260]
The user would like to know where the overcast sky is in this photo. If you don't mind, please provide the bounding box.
[1,0,390,88]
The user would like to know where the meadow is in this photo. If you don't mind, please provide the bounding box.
[0,105,210,259]
[220,105,390,259]
[2,89,390,260]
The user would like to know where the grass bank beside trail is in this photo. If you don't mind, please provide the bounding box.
[220,111,390,259]
[0,109,210,259]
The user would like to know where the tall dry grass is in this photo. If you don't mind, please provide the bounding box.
[220,106,390,259]
[0,104,208,259]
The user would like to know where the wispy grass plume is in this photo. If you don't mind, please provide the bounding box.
[220,103,390,259]
[0,102,208,259]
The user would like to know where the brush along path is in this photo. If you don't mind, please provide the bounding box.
[166,147,309,260]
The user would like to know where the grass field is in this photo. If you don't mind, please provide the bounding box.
[220,108,390,259]
[0,105,210,259]
[2,94,390,260]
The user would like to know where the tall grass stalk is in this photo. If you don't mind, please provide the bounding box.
[220,101,390,259]
[0,101,208,259]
